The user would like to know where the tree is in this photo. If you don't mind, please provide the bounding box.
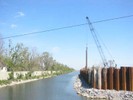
[28,48,40,71]
[3,40,74,72]
[5,42,31,71]
[40,52,54,70]
[0,34,4,56]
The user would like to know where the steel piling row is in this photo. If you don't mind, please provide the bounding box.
[80,66,133,91]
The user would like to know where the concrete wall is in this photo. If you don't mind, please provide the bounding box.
[0,71,10,80]
[13,71,29,79]
[0,71,59,80]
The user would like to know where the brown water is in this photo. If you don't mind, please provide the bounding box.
[0,72,87,100]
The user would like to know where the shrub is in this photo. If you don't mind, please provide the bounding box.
[0,80,11,85]
[25,71,32,79]
[8,72,14,80]
[17,74,24,79]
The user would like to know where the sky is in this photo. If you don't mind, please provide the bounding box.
[0,0,133,70]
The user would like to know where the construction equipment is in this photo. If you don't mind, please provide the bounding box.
[86,17,116,67]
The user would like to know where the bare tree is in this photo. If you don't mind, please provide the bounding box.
[0,34,4,56]
[40,52,54,70]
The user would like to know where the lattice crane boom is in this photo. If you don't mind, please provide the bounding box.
[86,17,108,67]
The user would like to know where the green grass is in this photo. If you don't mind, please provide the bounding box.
[0,80,11,85]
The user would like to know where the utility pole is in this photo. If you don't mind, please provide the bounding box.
[85,45,88,69]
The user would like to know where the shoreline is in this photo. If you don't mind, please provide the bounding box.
[74,76,133,100]
[0,75,54,89]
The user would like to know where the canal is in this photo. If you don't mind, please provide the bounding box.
[0,72,87,100]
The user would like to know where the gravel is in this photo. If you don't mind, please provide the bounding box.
[74,76,133,100]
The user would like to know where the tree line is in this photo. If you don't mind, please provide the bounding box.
[0,39,74,72]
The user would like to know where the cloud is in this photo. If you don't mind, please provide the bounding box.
[52,47,60,53]
[11,24,17,28]
[15,11,25,18]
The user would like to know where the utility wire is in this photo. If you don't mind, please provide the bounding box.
[1,14,133,39]
[92,14,133,23]
[0,23,87,40]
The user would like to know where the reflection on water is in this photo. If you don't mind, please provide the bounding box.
[0,72,88,100]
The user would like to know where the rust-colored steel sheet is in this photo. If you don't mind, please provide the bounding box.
[126,67,130,91]
[120,67,127,90]
[127,67,133,91]
[94,68,97,88]
[88,68,91,85]
[114,68,120,91]
[84,70,89,83]
[80,66,133,91]
[102,68,107,90]
[92,68,96,88]
[80,68,89,84]
[130,67,133,91]
[97,67,102,89]
[107,67,114,89]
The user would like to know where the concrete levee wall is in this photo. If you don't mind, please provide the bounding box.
[14,71,29,79]
[0,71,10,80]
[0,71,59,80]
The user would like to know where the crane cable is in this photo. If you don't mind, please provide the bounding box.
[95,29,116,66]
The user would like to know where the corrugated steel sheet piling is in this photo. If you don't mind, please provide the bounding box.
[88,68,92,85]
[97,67,101,89]
[120,67,127,91]
[79,46,89,84]
[80,66,133,91]
[92,67,97,88]
[102,68,107,89]
[114,68,120,91]
[126,67,130,91]
[130,67,133,91]
[80,68,89,84]
[80,68,88,83]
[107,67,114,89]
[126,67,133,91]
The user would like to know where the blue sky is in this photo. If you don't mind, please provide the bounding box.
[0,0,133,70]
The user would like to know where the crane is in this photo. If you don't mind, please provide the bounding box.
[86,17,115,67]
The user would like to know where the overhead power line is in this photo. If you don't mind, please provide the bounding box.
[1,23,87,39]
[1,14,133,39]
[92,14,133,23]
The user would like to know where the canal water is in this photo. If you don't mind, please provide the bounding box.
[0,72,87,100]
